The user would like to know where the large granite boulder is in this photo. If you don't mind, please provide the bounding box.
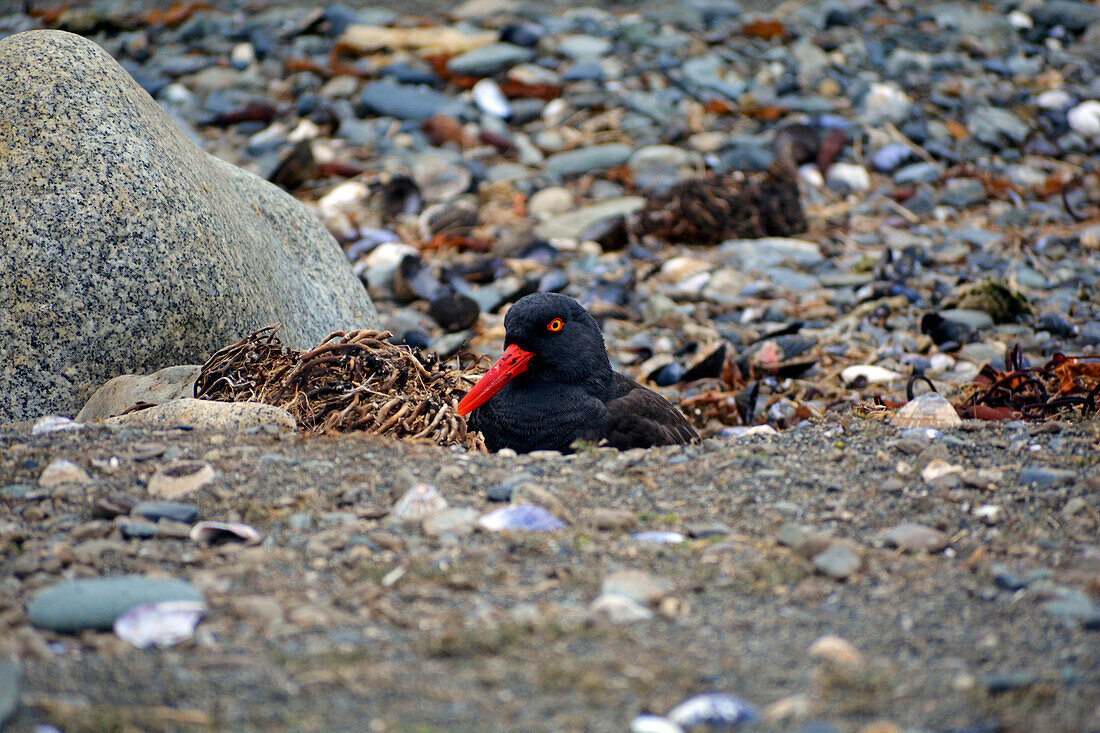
[0,31,379,423]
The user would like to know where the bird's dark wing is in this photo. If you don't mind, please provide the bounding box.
[599,374,699,450]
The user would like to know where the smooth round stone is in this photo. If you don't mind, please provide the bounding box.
[544,143,633,177]
[131,501,199,524]
[527,186,574,218]
[446,43,535,77]
[967,106,1031,147]
[893,161,942,185]
[118,517,158,539]
[940,178,987,208]
[27,576,203,632]
[558,34,613,59]
[812,545,861,579]
[1018,466,1078,489]
[0,660,18,727]
[358,79,466,121]
[871,144,912,172]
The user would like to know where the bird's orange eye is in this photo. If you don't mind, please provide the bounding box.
[547,317,564,332]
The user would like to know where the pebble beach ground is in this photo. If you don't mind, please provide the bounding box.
[2,0,1100,730]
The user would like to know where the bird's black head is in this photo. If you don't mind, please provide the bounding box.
[503,293,612,386]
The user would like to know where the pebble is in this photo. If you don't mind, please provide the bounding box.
[880,523,950,553]
[812,543,862,580]
[0,660,19,726]
[422,507,480,537]
[544,144,634,177]
[1018,466,1078,489]
[27,576,202,632]
[38,459,91,488]
[131,501,199,524]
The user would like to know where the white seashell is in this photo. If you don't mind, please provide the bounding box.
[32,415,84,435]
[840,365,904,384]
[667,693,758,728]
[630,714,684,733]
[114,600,205,649]
[189,521,261,546]
[147,461,215,499]
[472,78,511,118]
[392,483,448,522]
[588,592,653,623]
[892,392,961,429]
[1068,100,1100,139]
[632,531,686,544]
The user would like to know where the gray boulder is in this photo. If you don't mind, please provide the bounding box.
[0,31,379,424]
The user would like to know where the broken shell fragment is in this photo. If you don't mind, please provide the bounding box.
[113,600,205,649]
[632,531,686,544]
[189,521,261,546]
[392,483,448,522]
[147,461,215,499]
[32,415,84,434]
[667,692,758,729]
[478,503,565,532]
[892,392,962,429]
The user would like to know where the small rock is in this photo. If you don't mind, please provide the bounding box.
[544,144,634,177]
[0,659,21,726]
[106,398,296,432]
[588,508,637,531]
[39,459,91,488]
[422,507,479,537]
[808,634,864,668]
[589,592,654,623]
[1019,466,1077,489]
[131,501,199,524]
[880,523,950,553]
[812,543,862,579]
[602,569,674,605]
[27,576,203,632]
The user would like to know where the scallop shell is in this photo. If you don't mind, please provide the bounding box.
[666,693,758,729]
[392,483,448,522]
[189,521,261,546]
[478,503,565,532]
[891,392,961,429]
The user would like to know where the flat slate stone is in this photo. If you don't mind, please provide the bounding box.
[27,575,203,632]
[0,31,378,423]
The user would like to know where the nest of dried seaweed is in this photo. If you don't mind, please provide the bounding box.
[632,172,806,245]
[194,326,486,451]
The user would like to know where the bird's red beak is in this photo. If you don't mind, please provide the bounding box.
[457,344,534,416]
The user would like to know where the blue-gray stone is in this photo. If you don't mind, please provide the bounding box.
[940,178,987,208]
[0,31,379,423]
[1018,466,1077,489]
[446,43,535,77]
[0,659,18,726]
[359,79,466,121]
[967,106,1031,147]
[893,161,942,185]
[118,518,159,539]
[871,144,912,172]
[1030,0,1100,32]
[544,144,634,177]
[558,34,613,59]
[1077,322,1100,346]
[27,576,203,632]
[132,501,199,524]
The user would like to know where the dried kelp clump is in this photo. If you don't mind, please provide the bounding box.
[632,173,805,246]
[961,346,1100,421]
[194,326,486,450]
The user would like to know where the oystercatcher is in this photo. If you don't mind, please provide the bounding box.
[458,293,699,452]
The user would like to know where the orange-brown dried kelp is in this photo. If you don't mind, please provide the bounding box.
[632,172,805,245]
[962,345,1100,420]
[195,326,486,450]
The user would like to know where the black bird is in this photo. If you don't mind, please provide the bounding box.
[458,293,699,453]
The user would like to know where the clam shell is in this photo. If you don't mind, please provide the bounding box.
[147,460,215,499]
[392,483,448,522]
[189,521,261,546]
[667,693,758,729]
[32,415,84,435]
[114,600,205,649]
[632,531,686,544]
[892,392,961,429]
[478,503,565,532]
